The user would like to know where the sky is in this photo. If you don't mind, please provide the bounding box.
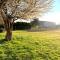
[39,0,60,24]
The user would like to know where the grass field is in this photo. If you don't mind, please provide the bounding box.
[0,30,60,60]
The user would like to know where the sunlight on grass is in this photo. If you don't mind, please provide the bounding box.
[0,30,60,60]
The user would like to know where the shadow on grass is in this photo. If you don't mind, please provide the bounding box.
[0,39,7,44]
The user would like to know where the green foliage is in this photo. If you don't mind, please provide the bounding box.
[13,22,31,30]
[0,30,60,60]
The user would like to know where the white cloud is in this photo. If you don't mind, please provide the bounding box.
[39,11,60,24]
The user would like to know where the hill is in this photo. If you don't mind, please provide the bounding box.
[38,21,56,28]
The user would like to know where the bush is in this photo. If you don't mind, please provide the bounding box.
[13,22,31,30]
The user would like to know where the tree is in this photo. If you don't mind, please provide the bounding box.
[13,22,31,30]
[0,0,53,40]
[31,18,40,27]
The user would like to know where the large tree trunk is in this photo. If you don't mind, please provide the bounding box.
[0,1,14,40]
[5,28,12,40]
[4,19,13,40]
[1,10,13,40]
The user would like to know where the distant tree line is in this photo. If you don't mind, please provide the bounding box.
[13,18,41,30]
[0,18,40,32]
[13,22,31,30]
[0,22,32,32]
[1,18,60,32]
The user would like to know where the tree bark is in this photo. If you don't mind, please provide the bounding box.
[1,10,13,40]
[4,19,13,40]
[1,18,12,40]
[1,3,14,40]
[5,28,12,40]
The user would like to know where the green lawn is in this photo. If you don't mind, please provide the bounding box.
[0,30,60,60]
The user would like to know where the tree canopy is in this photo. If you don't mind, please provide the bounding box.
[0,0,53,19]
